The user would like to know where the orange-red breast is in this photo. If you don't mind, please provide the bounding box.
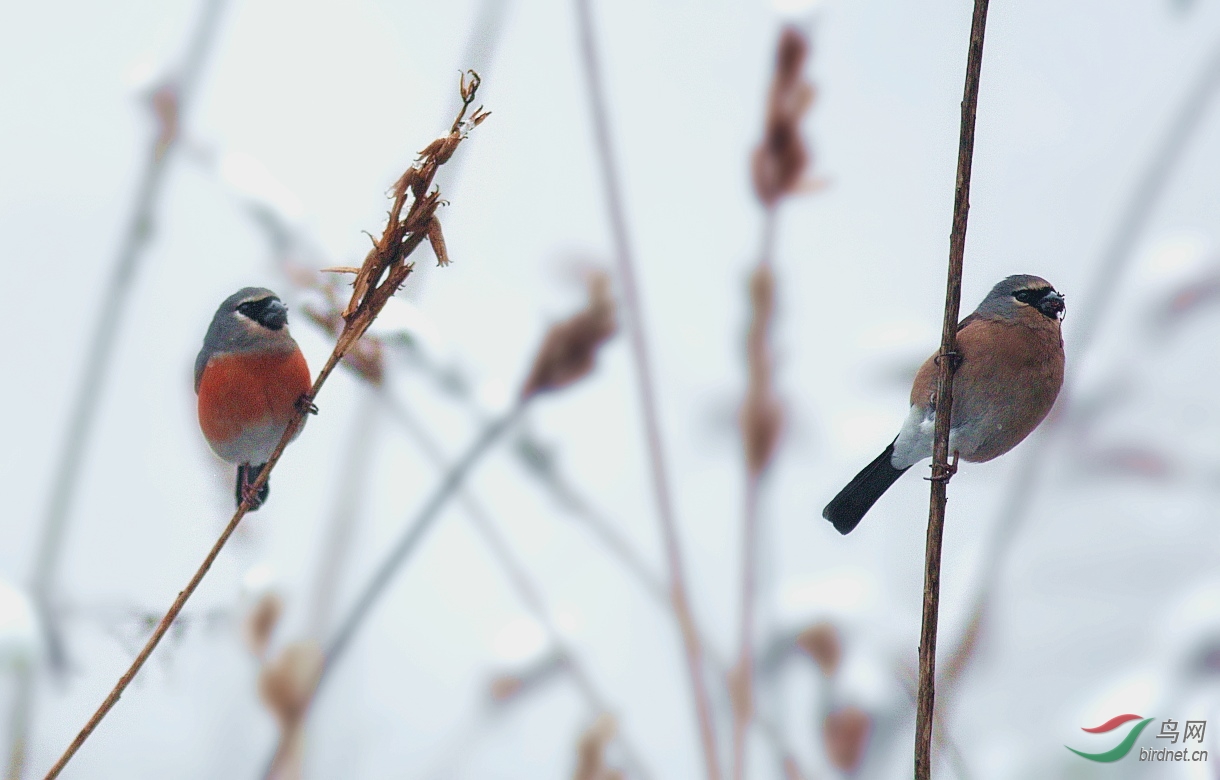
[195,288,311,510]
[823,275,1065,534]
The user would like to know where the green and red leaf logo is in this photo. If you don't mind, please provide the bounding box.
[1066,714,1155,762]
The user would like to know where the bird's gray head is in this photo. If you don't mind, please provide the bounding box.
[974,274,1065,322]
[217,287,289,331]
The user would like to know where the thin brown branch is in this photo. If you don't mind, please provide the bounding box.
[573,2,721,777]
[915,2,989,780]
[39,75,488,780]
[729,473,762,780]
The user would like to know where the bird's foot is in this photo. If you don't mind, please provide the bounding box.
[240,482,263,508]
[933,350,963,372]
[295,394,319,415]
[927,452,959,483]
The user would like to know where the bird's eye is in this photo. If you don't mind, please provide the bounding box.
[1013,288,1045,305]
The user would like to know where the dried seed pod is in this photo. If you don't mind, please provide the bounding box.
[259,640,323,729]
[796,621,841,676]
[752,26,815,206]
[823,706,871,773]
[427,217,450,267]
[243,591,283,660]
[521,272,617,399]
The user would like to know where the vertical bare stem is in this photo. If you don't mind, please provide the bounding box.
[572,2,721,778]
[915,2,989,779]
[731,206,780,780]
[730,473,761,780]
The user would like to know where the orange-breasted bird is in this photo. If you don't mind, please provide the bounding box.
[823,275,1065,534]
[195,288,312,510]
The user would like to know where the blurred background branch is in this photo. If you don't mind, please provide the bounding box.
[574,1,722,777]
[6,0,231,776]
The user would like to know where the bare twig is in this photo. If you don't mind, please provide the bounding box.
[573,2,721,777]
[39,74,488,780]
[915,2,989,779]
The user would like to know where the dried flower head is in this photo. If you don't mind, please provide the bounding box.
[796,621,841,676]
[740,264,783,474]
[752,26,815,206]
[243,591,283,660]
[572,714,621,780]
[521,271,617,399]
[259,640,323,729]
[823,706,872,773]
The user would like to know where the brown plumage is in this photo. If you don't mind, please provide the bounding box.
[824,275,1065,534]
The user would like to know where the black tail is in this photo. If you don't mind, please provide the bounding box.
[822,440,909,534]
[236,463,271,511]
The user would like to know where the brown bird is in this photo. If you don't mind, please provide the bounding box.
[823,275,1065,534]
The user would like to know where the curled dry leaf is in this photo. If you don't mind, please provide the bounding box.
[823,706,872,773]
[752,26,815,207]
[521,271,617,399]
[259,640,324,729]
[796,621,841,677]
[741,264,783,475]
[427,217,450,267]
[243,591,284,659]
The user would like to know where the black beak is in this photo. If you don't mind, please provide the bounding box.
[259,299,289,330]
[1037,291,1065,320]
